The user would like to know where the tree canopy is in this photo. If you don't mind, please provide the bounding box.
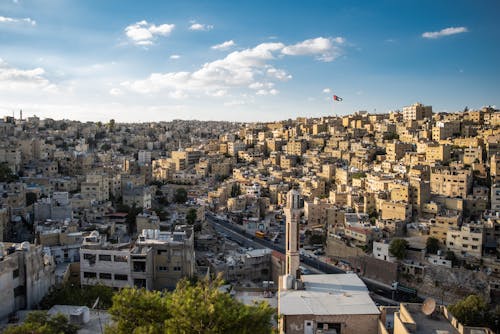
[448,294,490,327]
[106,276,275,334]
[425,237,440,254]
[0,162,18,183]
[186,208,197,225]
[389,238,409,260]
[173,188,188,204]
[3,311,78,334]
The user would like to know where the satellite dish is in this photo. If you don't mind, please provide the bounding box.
[422,297,437,316]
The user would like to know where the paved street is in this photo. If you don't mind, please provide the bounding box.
[206,213,403,305]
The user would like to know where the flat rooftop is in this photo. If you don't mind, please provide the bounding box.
[405,304,459,334]
[279,274,380,316]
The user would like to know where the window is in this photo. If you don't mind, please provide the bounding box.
[83,253,95,260]
[173,266,181,272]
[114,255,128,262]
[158,266,168,271]
[84,272,97,278]
[99,254,112,261]
[114,274,128,281]
[14,285,25,297]
[99,273,112,280]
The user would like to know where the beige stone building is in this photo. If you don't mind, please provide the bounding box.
[286,139,307,156]
[429,212,462,242]
[446,223,483,259]
[430,167,472,198]
[379,200,412,222]
[402,102,432,121]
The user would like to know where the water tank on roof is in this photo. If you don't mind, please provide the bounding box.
[21,241,30,251]
[282,274,294,291]
[69,307,90,324]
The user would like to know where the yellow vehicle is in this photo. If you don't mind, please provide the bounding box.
[255,231,266,239]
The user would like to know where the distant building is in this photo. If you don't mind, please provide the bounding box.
[402,103,432,121]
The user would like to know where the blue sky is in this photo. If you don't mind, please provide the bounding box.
[0,0,498,122]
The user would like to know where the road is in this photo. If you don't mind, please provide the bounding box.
[206,213,404,305]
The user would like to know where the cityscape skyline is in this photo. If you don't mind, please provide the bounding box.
[0,0,499,122]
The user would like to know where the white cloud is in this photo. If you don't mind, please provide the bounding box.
[207,89,227,97]
[0,15,36,25]
[266,68,292,81]
[422,26,468,39]
[109,88,123,96]
[249,82,274,90]
[120,37,343,98]
[256,88,279,96]
[125,20,175,46]
[322,88,331,93]
[224,100,245,107]
[189,22,213,31]
[281,37,344,62]
[211,40,236,50]
[0,58,54,91]
[121,42,286,97]
[170,54,181,59]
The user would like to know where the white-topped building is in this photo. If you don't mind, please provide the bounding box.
[278,274,380,334]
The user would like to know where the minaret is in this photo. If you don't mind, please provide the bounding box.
[284,189,301,278]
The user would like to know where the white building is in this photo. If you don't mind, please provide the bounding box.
[79,232,132,288]
[372,240,396,262]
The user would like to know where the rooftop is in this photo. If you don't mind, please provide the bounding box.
[279,274,380,316]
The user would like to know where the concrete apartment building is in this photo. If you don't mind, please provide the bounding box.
[80,228,195,290]
[492,182,500,212]
[134,228,195,290]
[209,248,272,283]
[446,223,484,259]
[402,103,432,121]
[80,232,132,288]
[430,212,462,243]
[430,167,472,198]
[0,242,55,320]
[432,120,460,141]
[82,173,110,202]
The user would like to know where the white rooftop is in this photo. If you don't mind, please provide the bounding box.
[279,274,380,316]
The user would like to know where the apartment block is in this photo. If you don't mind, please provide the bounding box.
[430,167,472,198]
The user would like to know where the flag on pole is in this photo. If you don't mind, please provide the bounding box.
[92,297,100,309]
[333,95,343,101]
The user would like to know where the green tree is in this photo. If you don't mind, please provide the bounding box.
[0,162,18,182]
[389,238,409,260]
[40,283,114,309]
[173,188,188,204]
[308,234,326,246]
[107,119,116,132]
[4,311,78,334]
[106,288,169,334]
[101,143,112,151]
[106,276,275,334]
[445,250,457,266]
[230,183,241,197]
[26,192,38,206]
[426,237,440,254]
[448,294,489,327]
[186,208,197,225]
